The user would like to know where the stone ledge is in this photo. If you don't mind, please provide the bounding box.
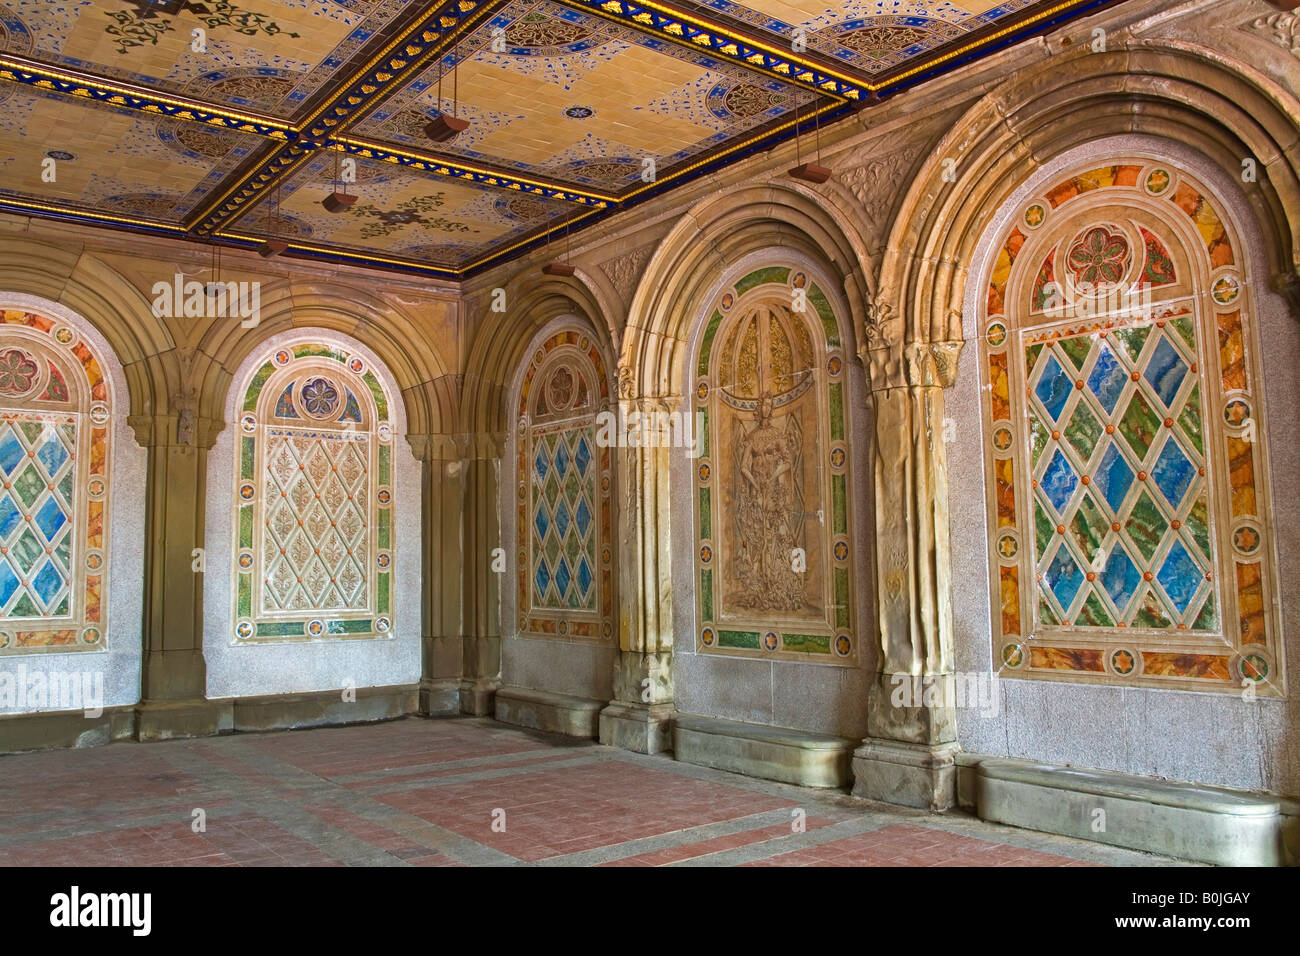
[229,684,417,733]
[0,705,136,754]
[673,714,855,788]
[974,757,1285,866]
[494,686,603,738]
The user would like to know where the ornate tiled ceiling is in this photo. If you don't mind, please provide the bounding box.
[0,0,1119,278]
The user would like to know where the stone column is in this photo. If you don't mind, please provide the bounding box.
[415,434,463,716]
[457,438,503,716]
[130,399,233,740]
[852,339,963,809]
[598,391,677,754]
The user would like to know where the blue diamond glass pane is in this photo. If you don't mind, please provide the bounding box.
[575,497,591,538]
[31,559,64,604]
[1093,443,1135,514]
[1044,546,1085,611]
[533,445,549,480]
[577,557,592,596]
[554,557,572,597]
[555,441,570,477]
[1143,337,1189,408]
[534,561,551,597]
[36,434,68,477]
[1158,540,1202,615]
[0,561,17,606]
[0,494,19,539]
[0,430,23,476]
[1040,448,1079,515]
[574,436,591,476]
[1086,343,1128,415]
[533,503,549,540]
[553,499,570,539]
[1034,353,1073,423]
[34,496,66,542]
[1100,545,1141,614]
[1151,437,1195,509]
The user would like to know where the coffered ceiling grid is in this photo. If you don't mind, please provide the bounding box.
[0,0,1121,278]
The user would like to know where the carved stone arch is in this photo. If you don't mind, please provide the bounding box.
[626,182,875,403]
[0,236,173,424]
[880,41,1300,393]
[461,270,617,437]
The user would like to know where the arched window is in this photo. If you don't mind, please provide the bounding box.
[515,330,613,642]
[692,267,856,663]
[0,310,112,652]
[979,161,1281,694]
[231,344,395,643]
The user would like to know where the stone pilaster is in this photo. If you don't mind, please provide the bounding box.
[129,405,232,740]
[414,434,462,716]
[852,338,963,809]
[598,391,677,754]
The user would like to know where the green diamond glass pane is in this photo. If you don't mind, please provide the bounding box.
[564,533,580,563]
[1064,401,1102,462]
[563,470,580,506]
[1186,495,1211,560]
[544,531,561,565]
[1132,587,1173,628]
[1029,413,1049,466]
[1125,490,1169,563]
[1058,336,1092,372]
[1025,342,1044,373]
[1193,590,1216,630]
[1077,589,1115,627]
[1178,383,1203,456]
[11,526,42,567]
[10,592,38,617]
[1111,326,1151,364]
[543,471,559,507]
[1119,391,1161,461]
[1069,492,1108,558]
[1038,596,1061,626]
[57,469,73,506]
[18,421,43,445]
[1034,501,1055,556]
[1170,316,1196,352]
[12,465,43,507]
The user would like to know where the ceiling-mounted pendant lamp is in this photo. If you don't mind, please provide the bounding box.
[543,219,575,276]
[788,100,832,184]
[427,39,470,143]
[321,144,357,213]
[260,184,288,257]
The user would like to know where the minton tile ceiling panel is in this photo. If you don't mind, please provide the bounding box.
[0,81,266,223]
[0,0,411,120]
[695,0,1038,76]
[353,0,817,192]
[235,152,577,269]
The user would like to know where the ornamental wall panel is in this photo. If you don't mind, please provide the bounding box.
[979,161,1283,695]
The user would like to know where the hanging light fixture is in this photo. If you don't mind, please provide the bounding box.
[788,99,831,184]
[543,219,576,276]
[321,143,356,213]
[205,242,224,297]
[259,184,288,258]
[425,37,470,142]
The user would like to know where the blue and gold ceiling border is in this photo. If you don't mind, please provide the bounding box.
[0,0,1124,281]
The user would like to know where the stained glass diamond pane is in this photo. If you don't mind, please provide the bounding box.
[31,558,64,605]
[554,557,572,597]
[1044,545,1085,612]
[534,560,551,598]
[1158,540,1202,615]
[1151,436,1196,509]
[0,429,23,476]
[1086,342,1129,415]
[36,433,69,477]
[1064,402,1102,463]
[574,436,591,476]
[1099,544,1142,616]
[34,496,67,541]
[0,561,17,607]
[1033,353,1073,423]
[555,440,570,478]
[533,444,549,480]
[553,499,570,539]
[575,497,591,538]
[0,494,19,539]
[1143,336,1189,408]
[1119,391,1161,461]
[1093,443,1135,514]
[1039,448,1079,515]
[577,556,592,596]
[533,503,549,541]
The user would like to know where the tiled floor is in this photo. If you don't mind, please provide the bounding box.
[0,717,1184,867]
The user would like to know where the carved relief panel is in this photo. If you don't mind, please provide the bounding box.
[980,162,1283,694]
[694,267,856,664]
